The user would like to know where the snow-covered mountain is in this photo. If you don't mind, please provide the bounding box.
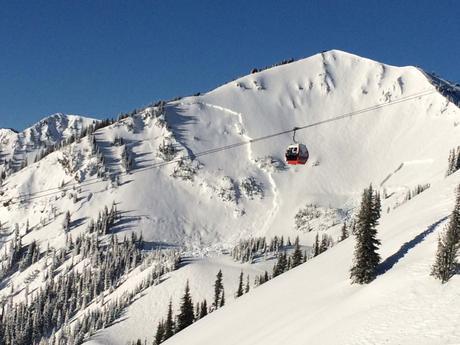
[0,113,98,174]
[0,50,459,345]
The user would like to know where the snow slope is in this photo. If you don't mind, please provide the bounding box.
[164,171,460,345]
[86,255,276,345]
[0,49,459,344]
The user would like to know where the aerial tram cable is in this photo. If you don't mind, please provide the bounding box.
[0,88,436,206]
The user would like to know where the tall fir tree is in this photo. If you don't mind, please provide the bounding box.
[273,251,288,277]
[236,271,244,297]
[447,149,455,176]
[291,236,303,268]
[213,270,224,309]
[245,274,250,293]
[219,288,225,307]
[199,299,208,319]
[176,281,194,332]
[446,147,460,176]
[319,234,329,254]
[431,186,460,283]
[63,211,71,232]
[350,185,381,284]
[340,222,349,241]
[313,233,320,257]
[163,300,175,340]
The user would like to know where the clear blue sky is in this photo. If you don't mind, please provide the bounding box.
[1,0,459,130]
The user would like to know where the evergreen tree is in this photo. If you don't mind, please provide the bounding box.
[372,191,381,223]
[236,271,244,297]
[340,222,349,241]
[63,211,71,232]
[195,302,200,320]
[273,251,287,277]
[313,233,320,257]
[319,234,330,254]
[431,186,460,283]
[219,288,225,307]
[244,275,250,293]
[456,148,460,172]
[163,300,175,340]
[199,299,208,319]
[350,185,381,284]
[213,270,223,309]
[291,236,303,268]
[154,321,165,345]
[446,148,460,176]
[176,281,194,332]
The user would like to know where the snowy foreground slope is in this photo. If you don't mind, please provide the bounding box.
[165,171,460,345]
[0,50,459,344]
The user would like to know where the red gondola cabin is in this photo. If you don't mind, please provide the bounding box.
[285,144,309,165]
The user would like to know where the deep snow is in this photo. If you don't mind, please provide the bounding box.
[0,50,459,344]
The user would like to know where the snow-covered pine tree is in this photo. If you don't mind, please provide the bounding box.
[431,186,460,283]
[456,147,460,172]
[176,281,194,332]
[350,185,381,284]
[236,271,244,297]
[245,274,250,293]
[319,234,329,254]
[121,145,133,172]
[291,236,303,268]
[199,299,208,319]
[219,288,225,307]
[63,211,71,232]
[313,233,320,257]
[273,251,288,277]
[213,270,223,309]
[447,149,455,176]
[195,302,200,320]
[340,222,349,241]
[446,147,460,176]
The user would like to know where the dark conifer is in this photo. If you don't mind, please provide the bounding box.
[273,251,287,277]
[176,281,194,332]
[350,185,381,284]
[219,288,225,307]
[63,211,71,232]
[236,271,244,297]
[431,186,460,283]
[245,275,250,293]
[163,300,175,340]
[340,222,349,241]
[291,236,303,268]
[213,270,223,309]
[199,299,208,319]
[319,234,329,254]
[313,233,320,257]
